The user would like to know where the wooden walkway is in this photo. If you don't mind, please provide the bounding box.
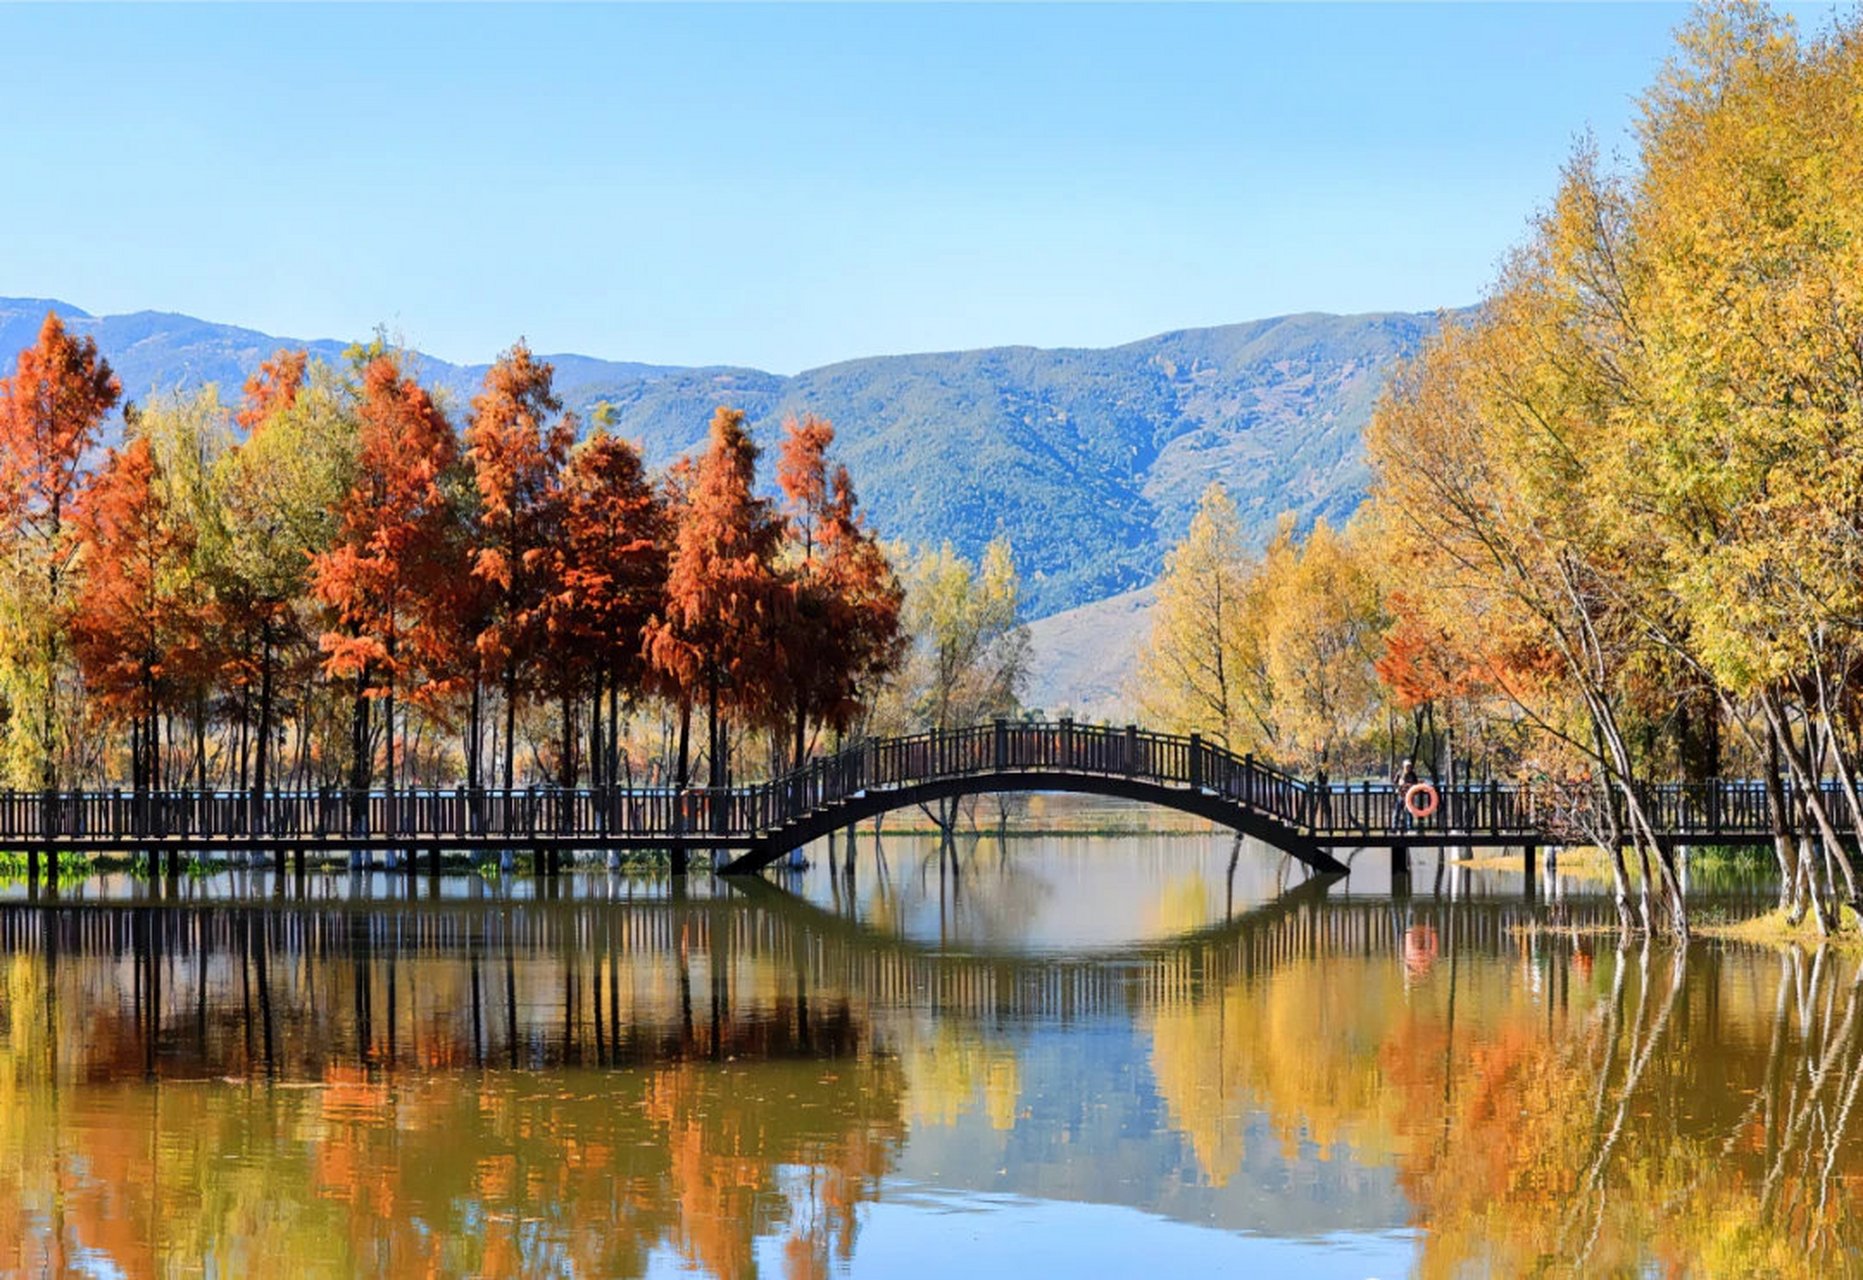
[0,720,1798,875]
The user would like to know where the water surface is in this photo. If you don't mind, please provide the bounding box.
[0,834,1850,1277]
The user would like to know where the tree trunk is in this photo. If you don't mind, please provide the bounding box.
[466,677,482,791]
[502,666,517,791]
[590,663,604,791]
[676,701,692,792]
[254,618,275,832]
[707,670,724,791]
[1762,722,1803,921]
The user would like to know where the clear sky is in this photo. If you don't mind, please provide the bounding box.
[0,3,1828,373]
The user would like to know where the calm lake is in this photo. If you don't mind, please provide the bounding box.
[0,835,1851,1277]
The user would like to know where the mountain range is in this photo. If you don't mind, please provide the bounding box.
[0,296,1446,627]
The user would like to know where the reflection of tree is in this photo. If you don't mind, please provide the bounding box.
[904,1021,1021,1131]
[0,903,913,1279]
[1146,956,1407,1186]
[0,1058,907,1278]
[1146,931,1863,1275]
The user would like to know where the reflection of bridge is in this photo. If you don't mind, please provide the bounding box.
[0,879,1567,1078]
[0,721,1787,876]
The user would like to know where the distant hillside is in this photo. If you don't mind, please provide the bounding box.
[0,297,1448,618]
[1024,586,1155,721]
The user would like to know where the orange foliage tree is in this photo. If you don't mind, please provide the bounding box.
[233,348,307,433]
[71,437,198,789]
[0,312,121,786]
[773,415,905,769]
[560,427,669,787]
[465,342,572,790]
[646,407,786,795]
[311,356,458,798]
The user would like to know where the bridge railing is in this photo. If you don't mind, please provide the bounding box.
[0,785,765,844]
[0,723,1832,848]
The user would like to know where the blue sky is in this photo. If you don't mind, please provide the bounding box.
[0,4,1825,372]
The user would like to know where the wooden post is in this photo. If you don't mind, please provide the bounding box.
[1391,842,1411,879]
[994,718,1008,770]
[1189,734,1203,790]
[1523,843,1538,879]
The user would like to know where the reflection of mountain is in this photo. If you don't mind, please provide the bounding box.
[1,886,1853,1276]
[898,1019,1407,1237]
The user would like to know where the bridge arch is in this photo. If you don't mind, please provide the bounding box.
[718,767,1344,876]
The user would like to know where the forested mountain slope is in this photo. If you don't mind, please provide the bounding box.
[0,297,1446,617]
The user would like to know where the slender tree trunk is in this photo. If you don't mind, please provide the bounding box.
[502,666,517,791]
[560,670,576,788]
[1761,689,1859,913]
[707,669,724,791]
[607,678,620,790]
[676,702,692,791]
[466,676,482,791]
[193,692,206,791]
[254,618,275,832]
[1763,723,1803,921]
[590,664,604,792]
[350,678,371,794]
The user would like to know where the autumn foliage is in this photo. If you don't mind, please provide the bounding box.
[0,312,904,795]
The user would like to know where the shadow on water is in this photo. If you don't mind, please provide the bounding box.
[0,838,1854,1276]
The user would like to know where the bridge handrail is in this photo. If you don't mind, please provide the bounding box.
[0,723,1831,848]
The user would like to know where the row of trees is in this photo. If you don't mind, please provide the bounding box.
[1138,490,1386,775]
[1143,4,1863,934]
[0,316,918,800]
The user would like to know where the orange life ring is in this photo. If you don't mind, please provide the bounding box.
[1404,782,1440,818]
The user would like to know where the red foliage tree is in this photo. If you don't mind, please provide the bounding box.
[773,415,905,768]
[71,437,197,788]
[465,342,573,788]
[560,428,668,787]
[311,357,457,798]
[234,348,308,433]
[646,407,785,796]
[0,311,121,785]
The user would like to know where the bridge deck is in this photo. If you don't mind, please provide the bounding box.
[0,722,1798,869]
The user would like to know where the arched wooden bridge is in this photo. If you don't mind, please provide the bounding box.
[0,722,1803,879]
[0,720,1794,875]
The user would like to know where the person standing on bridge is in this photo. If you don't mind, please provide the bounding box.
[1392,758,1419,832]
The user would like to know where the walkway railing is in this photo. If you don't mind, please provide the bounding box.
[0,721,1817,851]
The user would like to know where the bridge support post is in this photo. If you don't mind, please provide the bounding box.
[273,846,285,878]
[1523,844,1537,879]
[1391,843,1411,880]
[428,846,441,878]
[669,844,689,876]
[293,846,306,880]
[25,849,37,884]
